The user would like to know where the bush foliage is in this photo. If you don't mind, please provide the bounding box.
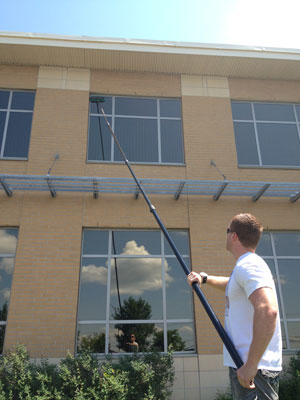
[0,344,175,400]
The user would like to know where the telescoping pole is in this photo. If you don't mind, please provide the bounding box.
[95,99,243,369]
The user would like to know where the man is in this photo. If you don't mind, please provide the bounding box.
[127,333,139,353]
[187,213,282,400]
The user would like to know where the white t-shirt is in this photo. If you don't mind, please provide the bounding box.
[223,252,282,371]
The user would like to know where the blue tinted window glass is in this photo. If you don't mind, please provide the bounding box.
[296,105,300,121]
[0,257,15,319]
[78,257,108,320]
[0,228,18,254]
[167,322,195,352]
[0,112,6,148]
[3,112,32,158]
[278,259,300,319]
[160,99,181,118]
[115,98,157,117]
[254,103,295,122]
[0,91,9,109]
[164,231,189,255]
[257,123,300,166]
[90,96,112,115]
[114,118,158,162]
[82,230,109,255]
[231,102,253,120]
[287,321,300,350]
[88,116,112,161]
[161,119,184,163]
[77,324,106,353]
[273,233,300,256]
[233,122,259,165]
[110,257,163,320]
[11,91,35,110]
[111,231,161,255]
[256,233,272,256]
[165,258,192,319]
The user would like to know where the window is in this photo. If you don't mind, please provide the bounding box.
[0,228,18,353]
[77,229,195,354]
[257,232,300,350]
[231,101,300,167]
[88,96,184,164]
[0,90,35,159]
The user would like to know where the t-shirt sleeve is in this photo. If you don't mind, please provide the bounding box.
[235,261,274,298]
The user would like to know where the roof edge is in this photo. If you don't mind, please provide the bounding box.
[1,31,300,60]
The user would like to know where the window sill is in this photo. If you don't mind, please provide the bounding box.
[238,165,300,170]
[0,157,28,161]
[86,160,186,167]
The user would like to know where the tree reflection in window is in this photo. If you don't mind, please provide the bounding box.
[77,229,195,354]
[113,297,155,352]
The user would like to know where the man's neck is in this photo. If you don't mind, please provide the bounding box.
[232,247,255,261]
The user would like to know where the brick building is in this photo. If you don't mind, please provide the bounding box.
[0,32,300,399]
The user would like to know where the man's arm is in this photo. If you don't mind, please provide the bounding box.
[187,271,229,291]
[237,286,278,389]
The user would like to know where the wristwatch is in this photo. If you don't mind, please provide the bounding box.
[200,272,208,284]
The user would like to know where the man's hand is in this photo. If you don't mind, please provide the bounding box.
[187,271,202,286]
[237,363,257,389]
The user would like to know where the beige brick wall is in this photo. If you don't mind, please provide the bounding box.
[1,67,299,362]
[27,88,90,176]
[229,78,300,103]
[0,65,38,90]
[5,194,84,357]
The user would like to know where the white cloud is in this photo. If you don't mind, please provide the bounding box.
[179,325,193,335]
[0,230,17,254]
[0,258,15,274]
[81,264,107,284]
[0,288,10,302]
[81,240,174,295]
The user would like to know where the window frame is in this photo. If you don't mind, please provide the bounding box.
[258,231,300,351]
[0,89,35,160]
[231,100,300,169]
[76,228,195,355]
[87,95,185,166]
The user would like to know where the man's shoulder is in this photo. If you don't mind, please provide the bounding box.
[237,252,266,269]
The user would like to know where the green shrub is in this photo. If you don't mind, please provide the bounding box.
[0,344,175,400]
[215,387,233,400]
[111,351,174,400]
[279,351,300,400]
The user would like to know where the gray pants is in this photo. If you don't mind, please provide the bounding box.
[229,367,279,400]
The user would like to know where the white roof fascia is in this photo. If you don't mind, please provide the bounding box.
[1,31,300,61]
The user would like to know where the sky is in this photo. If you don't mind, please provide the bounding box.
[1,0,300,49]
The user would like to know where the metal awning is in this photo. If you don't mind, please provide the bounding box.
[0,174,299,202]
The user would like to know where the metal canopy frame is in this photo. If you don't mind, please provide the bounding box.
[0,174,299,203]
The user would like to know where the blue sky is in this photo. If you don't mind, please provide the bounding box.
[1,0,300,49]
